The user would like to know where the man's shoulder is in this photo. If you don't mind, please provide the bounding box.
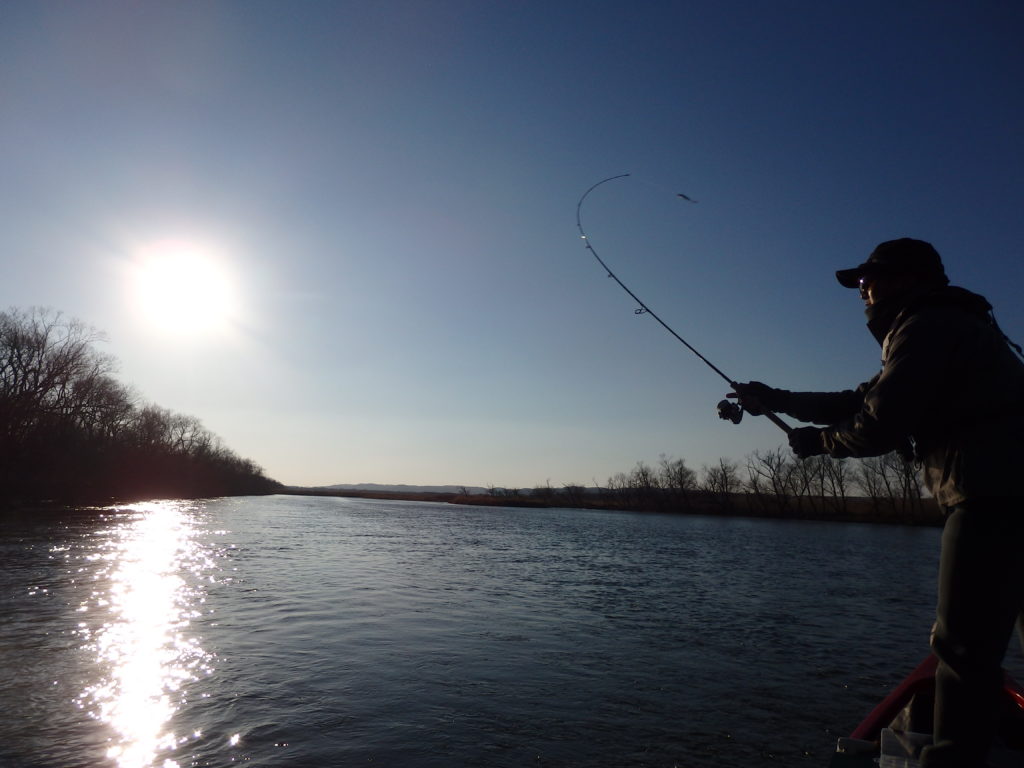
[902,286,992,322]
[894,294,987,334]
[881,301,980,363]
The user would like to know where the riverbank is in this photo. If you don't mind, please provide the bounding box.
[283,486,943,526]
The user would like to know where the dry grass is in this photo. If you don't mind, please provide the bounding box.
[284,487,943,526]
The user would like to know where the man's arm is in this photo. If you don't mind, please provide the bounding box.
[732,380,871,425]
[786,386,871,426]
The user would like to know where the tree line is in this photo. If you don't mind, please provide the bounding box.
[491,449,937,525]
[1,307,281,507]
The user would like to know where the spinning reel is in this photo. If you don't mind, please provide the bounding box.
[716,399,744,425]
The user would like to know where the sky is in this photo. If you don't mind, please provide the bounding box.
[2,1,1022,489]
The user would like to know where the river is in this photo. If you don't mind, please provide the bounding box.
[3,494,1015,767]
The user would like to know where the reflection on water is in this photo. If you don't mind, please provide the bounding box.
[73,502,214,768]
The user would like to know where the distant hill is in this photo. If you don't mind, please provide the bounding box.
[318,483,490,494]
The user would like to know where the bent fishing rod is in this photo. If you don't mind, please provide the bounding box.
[576,174,792,435]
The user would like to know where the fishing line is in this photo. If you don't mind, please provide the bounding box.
[627,174,699,204]
[576,173,792,434]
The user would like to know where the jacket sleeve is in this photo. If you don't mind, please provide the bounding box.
[781,385,871,426]
[820,407,909,459]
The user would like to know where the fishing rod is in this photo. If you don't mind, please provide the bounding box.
[576,173,792,435]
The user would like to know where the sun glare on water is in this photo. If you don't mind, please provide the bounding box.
[130,240,239,337]
[75,502,216,768]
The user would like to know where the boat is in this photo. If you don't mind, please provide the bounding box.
[829,655,1024,767]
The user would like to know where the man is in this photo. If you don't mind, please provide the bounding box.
[730,238,1024,767]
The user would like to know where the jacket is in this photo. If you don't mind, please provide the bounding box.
[778,286,1024,508]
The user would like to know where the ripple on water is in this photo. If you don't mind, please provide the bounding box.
[3,496,1011,767]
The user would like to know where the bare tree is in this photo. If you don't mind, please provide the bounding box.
[603,461,663,510]
[561,484,587,508]
[0,307,113,444]
[744,448,800,516]
[821,456,855,514]
[167,413,215,457]
[604,471,633,508]
[701,457,741,511]
[658,454,697,510]
[1,306,278,504]
[530,481,555,502]
[855,451,926,520]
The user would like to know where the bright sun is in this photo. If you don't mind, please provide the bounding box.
[130,240,239,337]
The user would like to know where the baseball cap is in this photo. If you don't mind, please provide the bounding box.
[836,238,948,289]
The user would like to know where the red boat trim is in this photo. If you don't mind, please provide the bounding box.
[851,655,938,741]
[850,655,1024,742]
[1004,671,1024,710]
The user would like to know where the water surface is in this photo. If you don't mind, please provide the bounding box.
[4,494,1011,767]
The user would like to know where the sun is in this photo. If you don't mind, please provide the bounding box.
[129,240,239,337]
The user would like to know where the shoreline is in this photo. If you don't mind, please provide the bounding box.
[281,486,944,527]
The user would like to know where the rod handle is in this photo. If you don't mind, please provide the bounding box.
[764,410,793,435]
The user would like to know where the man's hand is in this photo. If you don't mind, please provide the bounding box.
[789,426,827,459]
[728,381,787,416]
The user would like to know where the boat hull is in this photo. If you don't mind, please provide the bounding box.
[829,655,1024,767]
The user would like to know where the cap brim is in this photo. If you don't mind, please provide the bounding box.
[835,267,863,289]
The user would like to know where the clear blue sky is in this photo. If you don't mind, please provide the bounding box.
[2,2,1022,488]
